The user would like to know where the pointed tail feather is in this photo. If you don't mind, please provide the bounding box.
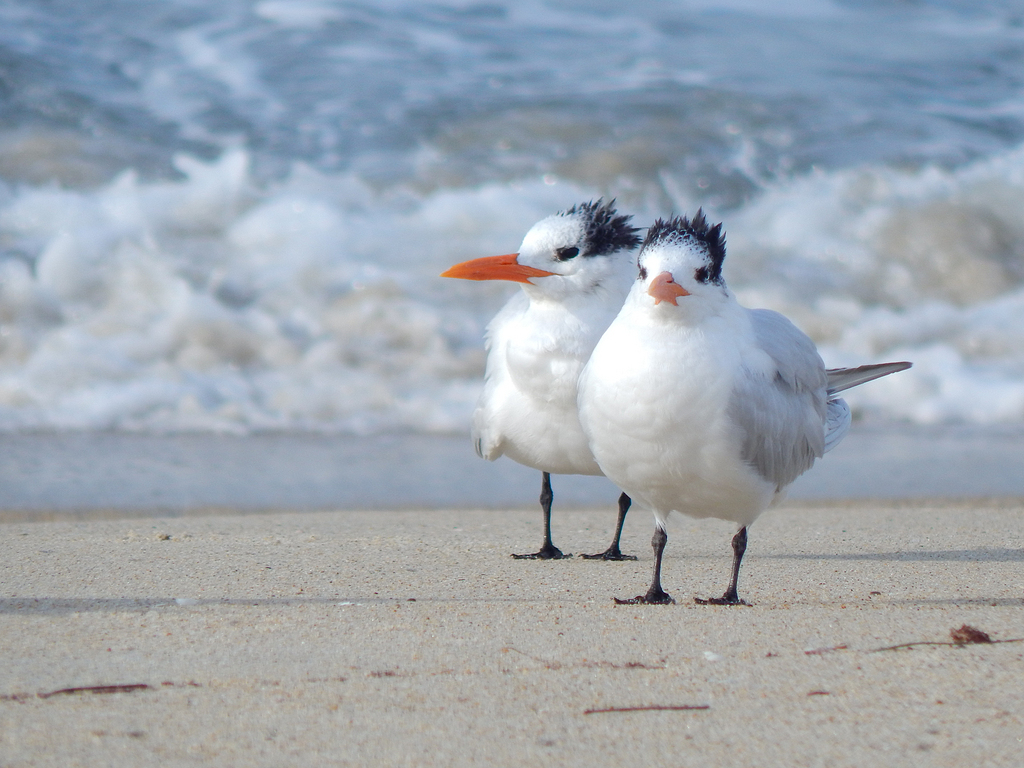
[826,361,912,396]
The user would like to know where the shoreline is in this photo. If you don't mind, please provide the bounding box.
[3,425,1024,518]
[3,493,1024,525]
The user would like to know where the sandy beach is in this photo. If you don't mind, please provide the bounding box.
[2,501,1023,766]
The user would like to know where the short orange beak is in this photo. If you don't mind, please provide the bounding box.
[441,253,556,284]
[648,271,690,305]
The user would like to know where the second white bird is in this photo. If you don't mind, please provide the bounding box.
[443,200,643,559]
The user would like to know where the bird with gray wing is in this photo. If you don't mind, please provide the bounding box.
[577,211,911,604]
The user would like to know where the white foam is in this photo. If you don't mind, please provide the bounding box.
[255,1,345,29]
[0,151,592,433]
[3,144,1024,432]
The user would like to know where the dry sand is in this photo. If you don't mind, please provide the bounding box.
[2,501,1023,766]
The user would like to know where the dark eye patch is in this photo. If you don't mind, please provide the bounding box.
[555,246,579,261]
[638,264,648,281]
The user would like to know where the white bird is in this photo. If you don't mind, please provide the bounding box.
[442,200,643,559]
[577,211,911,603]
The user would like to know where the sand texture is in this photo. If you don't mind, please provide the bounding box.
[2,502,1023,766]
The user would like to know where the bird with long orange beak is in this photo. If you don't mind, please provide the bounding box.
[442,200,641,560]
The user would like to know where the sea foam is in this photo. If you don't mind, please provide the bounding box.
[2,143,1024,432]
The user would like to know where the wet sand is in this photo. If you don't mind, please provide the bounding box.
[2,502,1023,766]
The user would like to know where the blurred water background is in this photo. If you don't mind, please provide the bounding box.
[2,0,1024,513]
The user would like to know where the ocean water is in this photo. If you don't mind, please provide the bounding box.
[3,425,1024,519]
[2,0,1024,439]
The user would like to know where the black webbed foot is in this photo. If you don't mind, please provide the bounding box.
[581,545,637,561]
[694,593,751,607]
[694,528,752,605]
[511,543,571,560]
[614,526,672,603]
[513,472,571,559]
[614,587,675,605]
[583,493,635,561]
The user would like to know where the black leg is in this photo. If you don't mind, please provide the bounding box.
[695,526,751,606]
[582,492,638,561]
[512,472,570,559]
[614,525,674,604]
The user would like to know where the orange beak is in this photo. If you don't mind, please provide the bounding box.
[441,253,556,284]
[648,271,690,305]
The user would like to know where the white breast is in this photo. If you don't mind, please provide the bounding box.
[578,297,777,526]
[472,292,619,476]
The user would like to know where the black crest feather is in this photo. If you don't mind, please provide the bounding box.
[642,209,726,285]
[561,199,642,257]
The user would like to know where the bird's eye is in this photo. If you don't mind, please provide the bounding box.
[555,246,579,261]
[638,265,648,281]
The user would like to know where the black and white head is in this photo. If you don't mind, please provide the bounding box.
[441,199,641,300]
[514,199,642,298]
[635,210,729,309]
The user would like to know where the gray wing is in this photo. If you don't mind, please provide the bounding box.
[729,309,828,491]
